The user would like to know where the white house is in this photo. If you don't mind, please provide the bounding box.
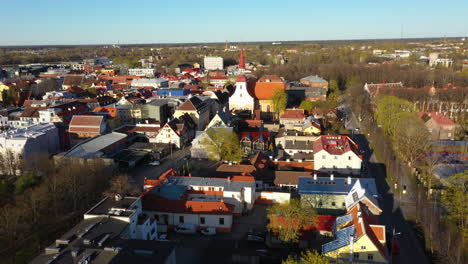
[131,78,168,88]
[142,170,255,232]
[84,196,158,241]
[313,135,362,175]
[154,114,196,148]
[229,75,255,112]
[204,56,224,70]
[128,68,156,77]
[0,123,59,160]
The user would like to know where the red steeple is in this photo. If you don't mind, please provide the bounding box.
[238,48,245,69]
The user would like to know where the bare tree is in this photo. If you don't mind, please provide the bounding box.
[103,174,139,198]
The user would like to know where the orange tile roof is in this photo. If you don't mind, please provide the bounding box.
[253,75,287,100]
[231,176,255,182]
[92,107,117,118]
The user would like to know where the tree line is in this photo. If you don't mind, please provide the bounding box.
[0,153,134,263]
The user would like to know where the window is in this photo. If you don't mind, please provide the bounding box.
[218,187,222,191]
[353,253,359,259]
[331,202,336,206]
[322,155,326,159]
[334,156,338,160]
[219,217,224,225]
[342,202,346,207]
[155,215,159,221]
[361,246,366,250]
[367,254,374,260]
[179,216,184,223]
[200,217,205,224]
[348,156,351,160]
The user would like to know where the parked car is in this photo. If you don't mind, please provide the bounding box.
[201,227,216,236]
[247,231,265,242]
[149,160,161,166]
[174,224,197,234]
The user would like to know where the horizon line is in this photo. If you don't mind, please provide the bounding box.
[1,35,467,48]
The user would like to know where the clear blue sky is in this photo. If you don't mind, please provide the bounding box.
[2,0,467,45]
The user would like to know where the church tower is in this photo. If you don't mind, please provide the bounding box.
[238,48,245,70]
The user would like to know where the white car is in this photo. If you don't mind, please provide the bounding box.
[201,227,216,236]
[149,160,160,166]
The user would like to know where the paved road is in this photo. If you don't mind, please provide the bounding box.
[130,146,191,188]
[342,103,429,264]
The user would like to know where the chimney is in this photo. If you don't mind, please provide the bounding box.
[347,176,351,185]
[330,174,334,181]
[313,174,317,180]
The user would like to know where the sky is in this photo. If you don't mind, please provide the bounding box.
[1,0,467,46]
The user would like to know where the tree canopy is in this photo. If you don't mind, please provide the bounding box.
[267,198,318,243]
[271,88,288,120]
[283,250,331,264]
[201,128,242,162]
[375,95,415,139]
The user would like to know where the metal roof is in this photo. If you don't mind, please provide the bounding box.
[298,177,378,197]
[322,225,356,254]
[63,132,127,158]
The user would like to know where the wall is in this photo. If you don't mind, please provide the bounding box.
[315,149,362,175]
[255,191,291,204]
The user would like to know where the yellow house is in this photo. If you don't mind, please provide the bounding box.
[0,82,10,101]
[174,96,210,130]
[302,116,321,135]
[322,202,388,263]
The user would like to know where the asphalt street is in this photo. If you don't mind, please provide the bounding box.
[130,146,191,188]
[342,103,429,264]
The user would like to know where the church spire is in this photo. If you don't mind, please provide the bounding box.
[238,48,245,69]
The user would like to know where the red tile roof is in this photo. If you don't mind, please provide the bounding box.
[239,132,271,141]
[313,135,360,157]
[142,193,234,215]
[69,115,103,134]
[421,112,456,126]
[280,109,306,119]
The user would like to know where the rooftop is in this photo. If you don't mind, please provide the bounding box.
[298,177,378,197]
[61,132,127,158]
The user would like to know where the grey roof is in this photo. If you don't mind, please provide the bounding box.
[30,216,129,264]
[86,197,139,217]
[298,177,378,197]
[300,75,327,83]
[169,176,252,192]
[63,132,127,158]
[30,216,176,264]
[284,140,313,150]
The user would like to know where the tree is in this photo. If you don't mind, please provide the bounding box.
[267,199,318,243]
[283,250,330,264]
[394,114,430,166]
[442,171,468,231]
[271,88,288,120]
[375,96,414,139]
[299,100,315,112]
[15,172,41,194]
[201,128,242,162]
[103,174,139,198]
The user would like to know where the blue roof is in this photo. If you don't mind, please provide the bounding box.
[298,177,378,197]
[322,225,356,254]
[334,214,352,227]
[156,89,190,97]
[150,183,186,200]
